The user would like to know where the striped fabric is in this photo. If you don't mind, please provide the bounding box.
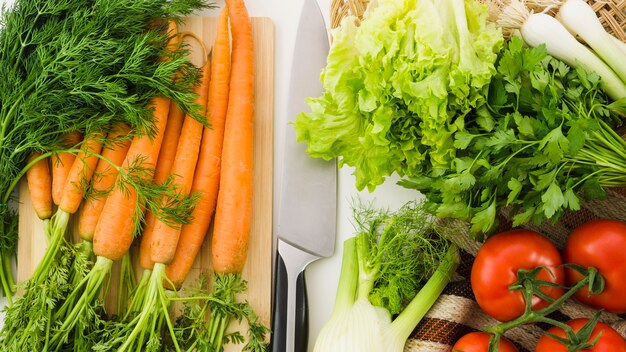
[406,189,626,351]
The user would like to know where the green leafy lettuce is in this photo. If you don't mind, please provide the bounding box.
[294,0,503,191]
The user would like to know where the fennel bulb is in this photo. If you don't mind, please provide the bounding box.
[313,202,460,352]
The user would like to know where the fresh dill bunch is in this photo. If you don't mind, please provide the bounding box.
[0,0,214,300]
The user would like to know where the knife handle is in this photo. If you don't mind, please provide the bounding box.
[270,253,288,352]
[270,240,318,352]
[295,269,308,351]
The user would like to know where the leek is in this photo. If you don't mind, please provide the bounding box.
[313,202,460,352]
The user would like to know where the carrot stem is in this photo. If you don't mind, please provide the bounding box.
[117,263,181,352]
[125,268,152,319]
[49,256,113,350]
[117,252,136,315]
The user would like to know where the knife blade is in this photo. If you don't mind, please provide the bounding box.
[270,0,336,351]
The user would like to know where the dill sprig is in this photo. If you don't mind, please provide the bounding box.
[0,0,213,300]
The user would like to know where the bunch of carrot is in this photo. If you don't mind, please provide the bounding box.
[3,0,268,350]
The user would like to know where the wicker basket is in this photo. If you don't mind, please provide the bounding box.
[330,0,626,40]
[591,0,626,41]
[326,1,626,351]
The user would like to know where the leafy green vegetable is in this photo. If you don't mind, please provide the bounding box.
[0,0,213,350]
[294,0,503,191]
[352,201,454,314]
[173,274,270,352]
[0,0,212,301]
[0,0,211,300]
[400,37,626,237]
[312,200,459,352]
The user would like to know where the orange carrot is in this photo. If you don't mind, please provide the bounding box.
[51,131,83,205]
[58,131,105,215]
[138,100,186,270]
[165,7,232,289]
[138,26,186,272]
[25,152,53,220]
[93,97,171,261]
[211,0,255,274]
[48,21,196,351]
[149,56,211,266]
[92,21,180,261]
[138,217,158,270]
[153,103,186,184]
[77,124,132,241]
[152,21,185,185]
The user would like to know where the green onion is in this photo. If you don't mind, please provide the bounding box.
[498,0,626,101]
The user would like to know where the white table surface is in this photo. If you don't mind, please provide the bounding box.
[0,0,419,350]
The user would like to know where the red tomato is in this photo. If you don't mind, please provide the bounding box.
[471,229,565,322]
[564,219,626,313]
[535,318,626,352]
[451,332,518,352]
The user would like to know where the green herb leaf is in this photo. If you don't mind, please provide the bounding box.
[542,182,565,218]
[507,178,523,205]
[563,188,581,211]
[470,200,497,234]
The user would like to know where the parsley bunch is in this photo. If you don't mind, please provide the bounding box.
[400,38,626,238]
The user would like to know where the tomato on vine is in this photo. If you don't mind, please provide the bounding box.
[535,318,626,352]
[452,332,518,352]
[471,229,565,322]
[564,219,626,313]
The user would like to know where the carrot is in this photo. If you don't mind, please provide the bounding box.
[203,5,266,349]
[25,153,53,220]
[77,124,132,242]
[47,130,105,250]
[154,103,186,184]
[58,131,105,215]
[138,101,186,271]
[97,20,179,262]
[211,0,255,275]
[48,96,173,350]
[51,131,83,205]
[136,24,185,272]
[93,96,171,261]
[165,7,232,289]
[149,44,211,266]
[48,22,186,351]
[152,22,186,186]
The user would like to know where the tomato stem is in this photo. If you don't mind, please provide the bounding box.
[484,267,601,351]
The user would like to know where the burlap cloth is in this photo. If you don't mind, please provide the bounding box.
[405,189,626,351]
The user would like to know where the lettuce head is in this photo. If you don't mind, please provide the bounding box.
[294,0,503,191]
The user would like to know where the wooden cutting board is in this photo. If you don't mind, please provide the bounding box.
[17,16,274,350]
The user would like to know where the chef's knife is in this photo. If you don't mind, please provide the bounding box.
[270,0,335,351]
